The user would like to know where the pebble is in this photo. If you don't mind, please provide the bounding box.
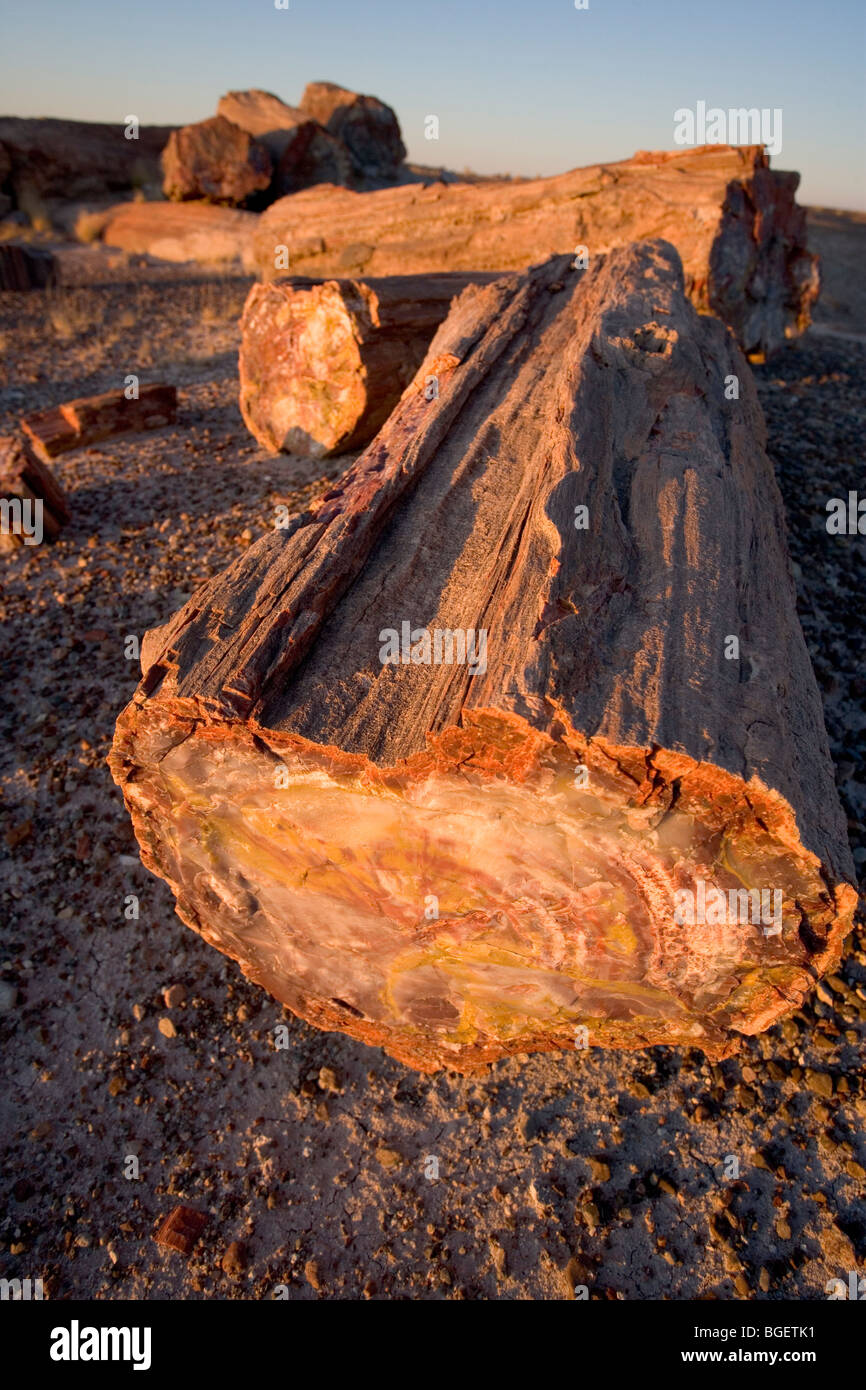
[221,1241,248,1278]
[157,1017,177,1039]
[163,984,186,1008]
[0,980,18,1013]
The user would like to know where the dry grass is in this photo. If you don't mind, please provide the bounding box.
[43,283,105,342]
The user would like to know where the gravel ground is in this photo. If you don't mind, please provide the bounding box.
[0,231,863,1302]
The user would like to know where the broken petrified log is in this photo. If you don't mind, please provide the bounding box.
[216,89,351,196]
[22,384,177,460]
[298,81,406,184]
[0,243,56,291]
[239,272,506,456]
[0,434,70,549]
[161,116,272,206]
[253,144,819,357]
[100,201,258,267]
[110,240,856,1074]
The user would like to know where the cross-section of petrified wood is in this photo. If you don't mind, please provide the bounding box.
[0,434,70,549]
[110,240,855,1073]
[239,272,505,456]
[21,384,177,460]
[253,144,818,358]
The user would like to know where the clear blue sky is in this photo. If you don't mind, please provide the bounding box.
[1,0,864,208]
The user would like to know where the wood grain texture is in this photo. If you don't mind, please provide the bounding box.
[110,240,855,1073]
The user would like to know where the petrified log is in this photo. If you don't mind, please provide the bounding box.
[162,116,272,206]
[254,144,818,357]
[22,384,177,460]
[100,201,258,267]
[299,81,406,183]
[216,89,350,196]
[0,243,56,291]
[110,240,855,1074]
[239,272,505,456]
[0,435,70,549]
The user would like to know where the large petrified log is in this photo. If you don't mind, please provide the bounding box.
[239,272,505,456]
[253,144,819,357]
[110,240,855,1074]
[162,116,272,206]
[0,435,70,549]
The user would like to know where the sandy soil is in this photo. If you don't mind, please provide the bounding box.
[0,223,863,1301]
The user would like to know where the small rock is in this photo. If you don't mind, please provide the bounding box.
[158,1017,177,1039]
[318,1065,340,1093]
[163,984,186,1008]
[0,980,17,1014]
[375,1145,403,1170]
[221,1240,248,1277]
[304,1258,322,1291]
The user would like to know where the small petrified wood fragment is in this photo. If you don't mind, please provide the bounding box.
[0,243,56,291]
[0,434,70,549]
[154,1205,209,1256]
[110,241,856,1074]
[253,144,819,357]
[239,272,505,456]
[22,384,177,460]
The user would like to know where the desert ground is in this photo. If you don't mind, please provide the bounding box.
[0,209,864,1300]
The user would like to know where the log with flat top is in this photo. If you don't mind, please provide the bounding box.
[239,271,506,456]
[253,144,819,359]
[110,240,855,1074]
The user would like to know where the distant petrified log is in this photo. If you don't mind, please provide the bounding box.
[0,435,70,549]
[100,201,257,266]
[110,240,855,1074]
[254,144,819,357]
[216,89,350,196]
[162,116,272,206]
[0,243,56,291]
[22,384,177,460]
[0,117,172,202]
[299,81,406,183]
[239,272,504,456]
[216,90,308,158]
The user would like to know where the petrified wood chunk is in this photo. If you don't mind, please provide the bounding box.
[0,243,56,291]
[253,144,819,357]
[216,89,350,196]
[110,241,855,1074]
[299,81,406,182]
[239,272,505,456]
[162,116,272,206]
[0,434,70,549]
[22,384,177,460]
